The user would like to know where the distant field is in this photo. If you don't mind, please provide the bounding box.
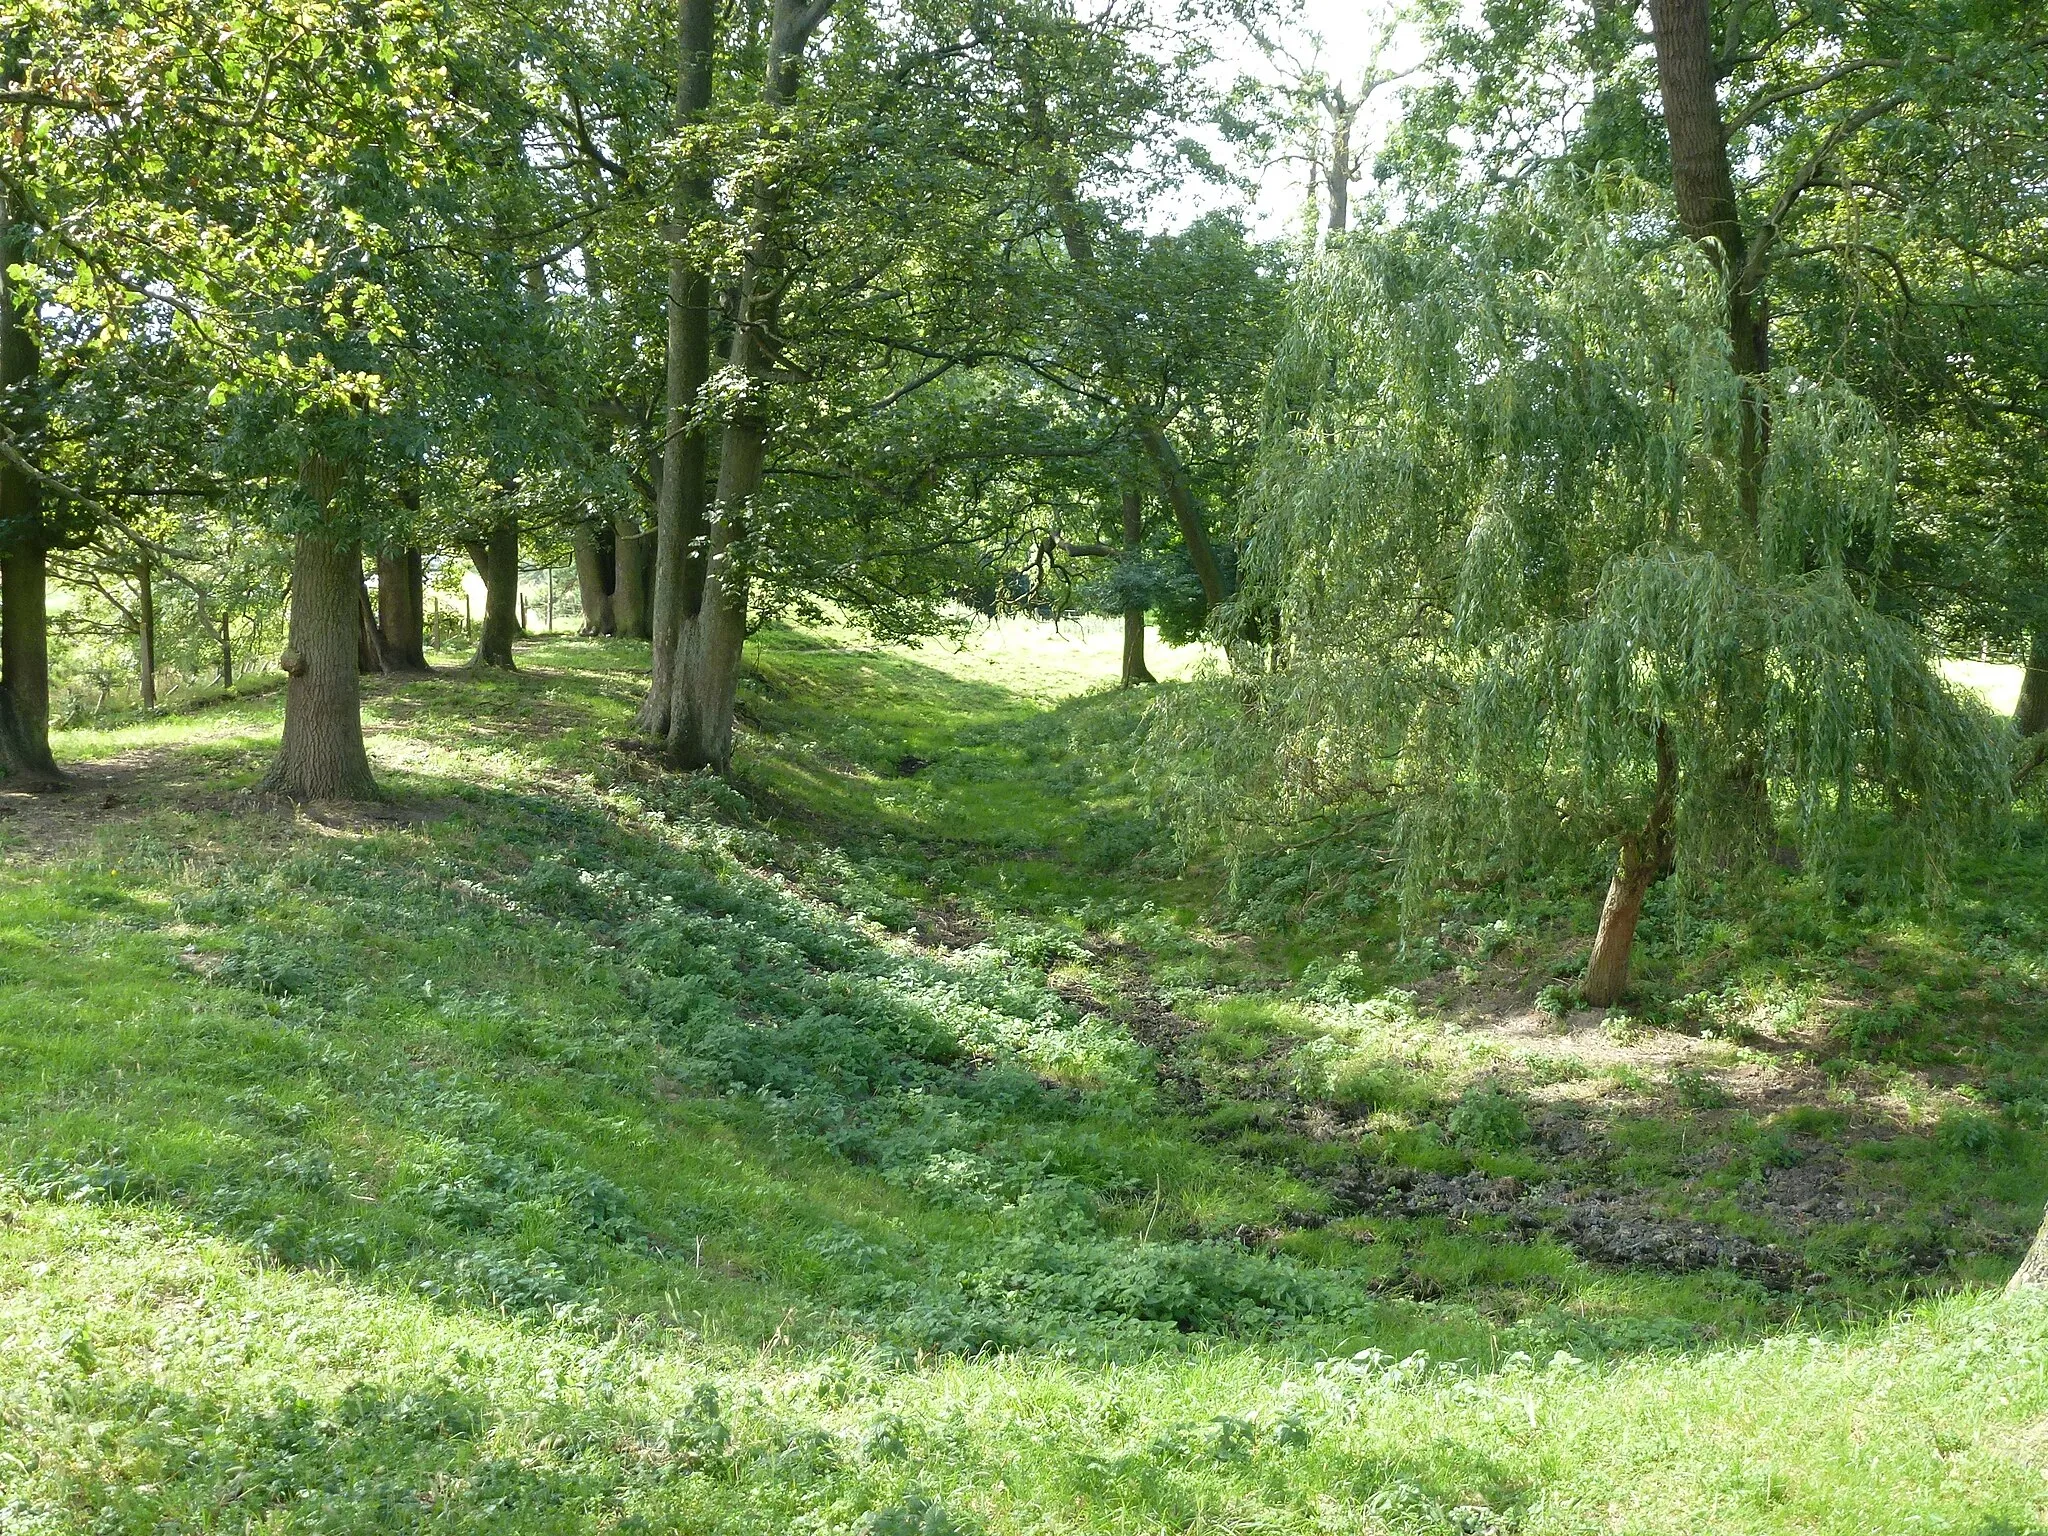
[1944,658,2025,715]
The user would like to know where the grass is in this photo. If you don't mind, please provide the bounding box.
[3,621,2048,1532]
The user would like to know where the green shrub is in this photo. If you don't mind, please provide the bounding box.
[1447,1087,1529,1152]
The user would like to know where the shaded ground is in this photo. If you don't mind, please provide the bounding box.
[2,626,2046,1533]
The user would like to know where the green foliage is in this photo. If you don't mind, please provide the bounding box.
[1446,1087,1530,1153]
[1154,179,2008,941]
[5,625,2048,1532]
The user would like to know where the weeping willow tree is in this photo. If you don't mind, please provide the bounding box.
[1164,185,2006,1004]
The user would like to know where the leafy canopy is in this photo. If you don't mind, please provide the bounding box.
[1159,179,2007,917]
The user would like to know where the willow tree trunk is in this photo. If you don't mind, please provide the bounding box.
[664,0,832,773]
[136,557,158,707]
[376,547,428,671]
[466,519,519,669]
[2015,631,2048,738]
[1121,489,1153,687]
[613,516,650,640]
[218,610,233,688]
[639,0,718,738]
[572,526,614,635]
[263,517,380,802]
[1646,0,1769,522]
[1582,725,1679,1007]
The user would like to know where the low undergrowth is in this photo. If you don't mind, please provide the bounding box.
[3,623,2047,1533]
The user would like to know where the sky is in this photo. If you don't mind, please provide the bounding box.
[1178,0,1421,239]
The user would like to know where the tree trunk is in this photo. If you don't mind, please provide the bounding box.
[1134,422,1226,612]
[1582,724,1679,1007]
[640,0,719,738]
[572,525,614,635]
[262,520,380,801]
[1324,88,1353,239]
[0,102,61,790]
[666,421,759,773]
[1646,0,1769,522]
[663,0,831,773]
[376,546,428,670]
[2015,630,2048,738]
[219,609,233,688]
[0,541,62,788]
[136,557,158,708]
[466,518,519,669]
[612,516,650,640]
[1120,488,1153,687]
[356,575,387,674]
[2010,1215,2048,1292]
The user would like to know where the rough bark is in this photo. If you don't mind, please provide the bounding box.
[1646,0,1769,520]
[664,0,831,773]
[639,0,718,738]
[375,547,428,671]
[2010,1216,2048,1292]
[466,517,520,669]
[1582,724,1679,1007]
[136,557,158,707]
[572,524,615,635]
[262,516,380,802]
[0,137,61,789]
[1120,488,1153,687]
[0,541,61,788]
[2015,630,2048,738]
[1324,86,1355,239]
[612,514,651,639]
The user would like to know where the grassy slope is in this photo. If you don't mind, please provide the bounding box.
[2,626,2047,1534]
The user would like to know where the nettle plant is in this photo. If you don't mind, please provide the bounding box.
[1182,182,2004,1002]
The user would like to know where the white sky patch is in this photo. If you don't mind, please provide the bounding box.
[1155,0,1422,240]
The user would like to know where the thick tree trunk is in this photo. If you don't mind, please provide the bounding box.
[1582,724,1679,1007]
[1120,489,1153,687]
[136,557,158,707]
[466,518,519,669]
[375,547,428,671]
[0,111,61,789]
[571,525,615,635]
[666,421,759,773]
[2011,1216,2048,1292]
[1646,0,1769,521]
[0,541,62,788]
[640,0,719,738]
[662,0,830,773]
[613,516,650,640]
[2015,630,2048,738]
[262,523,380,801]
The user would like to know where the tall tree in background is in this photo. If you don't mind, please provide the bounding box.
[640,0,718,737]
[1159,189,2006,1004]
